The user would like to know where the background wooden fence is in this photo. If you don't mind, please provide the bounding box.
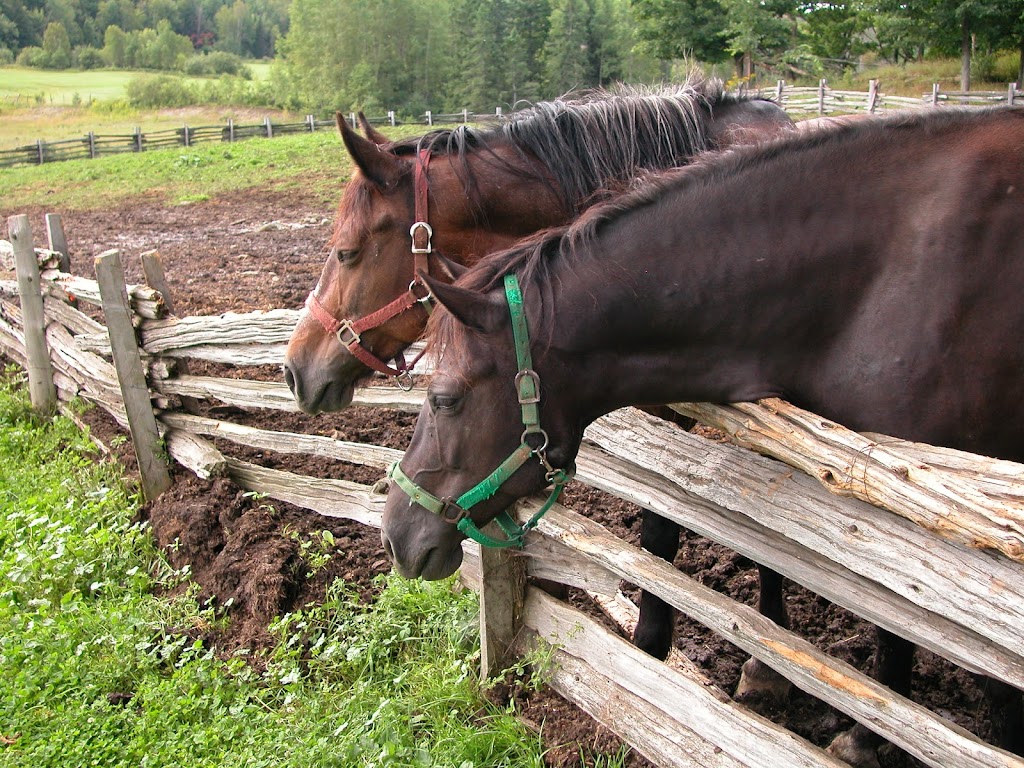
[3,214,1024,768]
[3,79,1022,169]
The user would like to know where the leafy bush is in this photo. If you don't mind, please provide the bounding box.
[74,46,105,69]
[182,51,252,77]
[15,46,45,67]
[125,74,196,107]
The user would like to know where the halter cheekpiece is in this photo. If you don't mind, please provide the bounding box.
[388,273,574,549]
[305,149,436,389]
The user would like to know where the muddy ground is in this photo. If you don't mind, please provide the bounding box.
[4,192,996,767]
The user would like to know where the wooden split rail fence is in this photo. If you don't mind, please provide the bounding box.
[4,80,1023,169]
[3,213,1024,768]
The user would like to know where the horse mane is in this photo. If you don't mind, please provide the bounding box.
[387,73,769,215]
[428,105,1024,365]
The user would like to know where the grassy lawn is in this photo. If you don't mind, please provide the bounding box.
[0,123,426,212]
[0,371,551,768]
[0,64,281,148]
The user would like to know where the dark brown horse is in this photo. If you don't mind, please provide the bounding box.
[381,106,1024,765]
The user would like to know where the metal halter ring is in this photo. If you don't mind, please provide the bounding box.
[396,369,415,391]
[409,279,435,312]
[522,427,550,454]
[410,222,433,254]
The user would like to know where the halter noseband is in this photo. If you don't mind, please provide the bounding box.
[387,274,574,549]
[305,149,436,388]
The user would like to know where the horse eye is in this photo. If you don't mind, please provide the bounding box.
[335,248,360,265]
[430,393,460,413]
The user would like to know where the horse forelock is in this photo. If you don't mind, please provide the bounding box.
[329,172,376,249]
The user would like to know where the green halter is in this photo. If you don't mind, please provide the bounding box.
[387,273,573,549]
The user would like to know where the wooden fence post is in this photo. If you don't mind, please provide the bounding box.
[868,79,879,113]
[36,139,44,164]
[776,79,784,104]
[426,110,432,126]
[388,110,396,126]
[817,78,827,115]
[1009,83,1017,106]
[931,83,940,106]
[134,126,143,152]
[88,131,96,159]
[183,124,191,147]
[45,213,70,273]
[140,249,201,415]
[264,117,273,138]
[8,215,57,416]
[350,112,357,130]
[228,118,235,143]
[478,530,526,678]
[95,249,172,501]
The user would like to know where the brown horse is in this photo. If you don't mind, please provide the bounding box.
[283,78,794,413]
[284,78,795,671]
[381,106,1024,765]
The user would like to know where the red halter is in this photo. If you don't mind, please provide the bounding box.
[305,149,435,387]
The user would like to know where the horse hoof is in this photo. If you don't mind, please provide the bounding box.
[734,658,792,703]
[825,730,882,768]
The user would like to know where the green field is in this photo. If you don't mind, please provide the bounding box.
[0,64,280,148]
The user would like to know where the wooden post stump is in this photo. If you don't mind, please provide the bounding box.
[95,249,172,501]
[478,521,526,679]
[9,214,57,416]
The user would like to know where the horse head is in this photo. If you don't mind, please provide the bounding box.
[284,116,558,414]
[284,117,474,413]
[381,274,582,579]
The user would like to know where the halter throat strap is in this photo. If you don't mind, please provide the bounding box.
[388,274,573,549]
[306,148,436,384]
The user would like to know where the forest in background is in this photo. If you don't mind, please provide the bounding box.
[1,0,1023,116]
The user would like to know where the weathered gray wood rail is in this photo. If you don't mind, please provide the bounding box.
[3,222,1024,768]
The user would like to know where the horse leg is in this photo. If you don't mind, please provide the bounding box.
[981,676,1024,755]
[826,628,914,768]
[735,566,794,702]
[633,509,679,660]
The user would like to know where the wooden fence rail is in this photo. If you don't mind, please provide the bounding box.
[3,217,1024,768]
[3,80,1022,169]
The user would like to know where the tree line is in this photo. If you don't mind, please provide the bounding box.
[3,0,1023,115]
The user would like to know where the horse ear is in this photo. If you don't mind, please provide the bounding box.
[432,252,469,281]
[423,273,506,334]
[357,112,390,146]
[335,111,405,190]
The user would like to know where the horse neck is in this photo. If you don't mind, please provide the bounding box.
[440,145,570,267]
[543,173,881,417]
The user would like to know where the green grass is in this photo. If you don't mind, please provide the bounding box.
[0,66,212,105]
[0,370,553,768]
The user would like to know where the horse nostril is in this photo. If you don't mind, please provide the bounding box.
[283,364,298,396]
[381,532,396,563]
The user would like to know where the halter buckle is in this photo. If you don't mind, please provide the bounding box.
[514,369,541,405]
[438,497,468,525]
[410,222,433,254]
[336,319,361,348]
